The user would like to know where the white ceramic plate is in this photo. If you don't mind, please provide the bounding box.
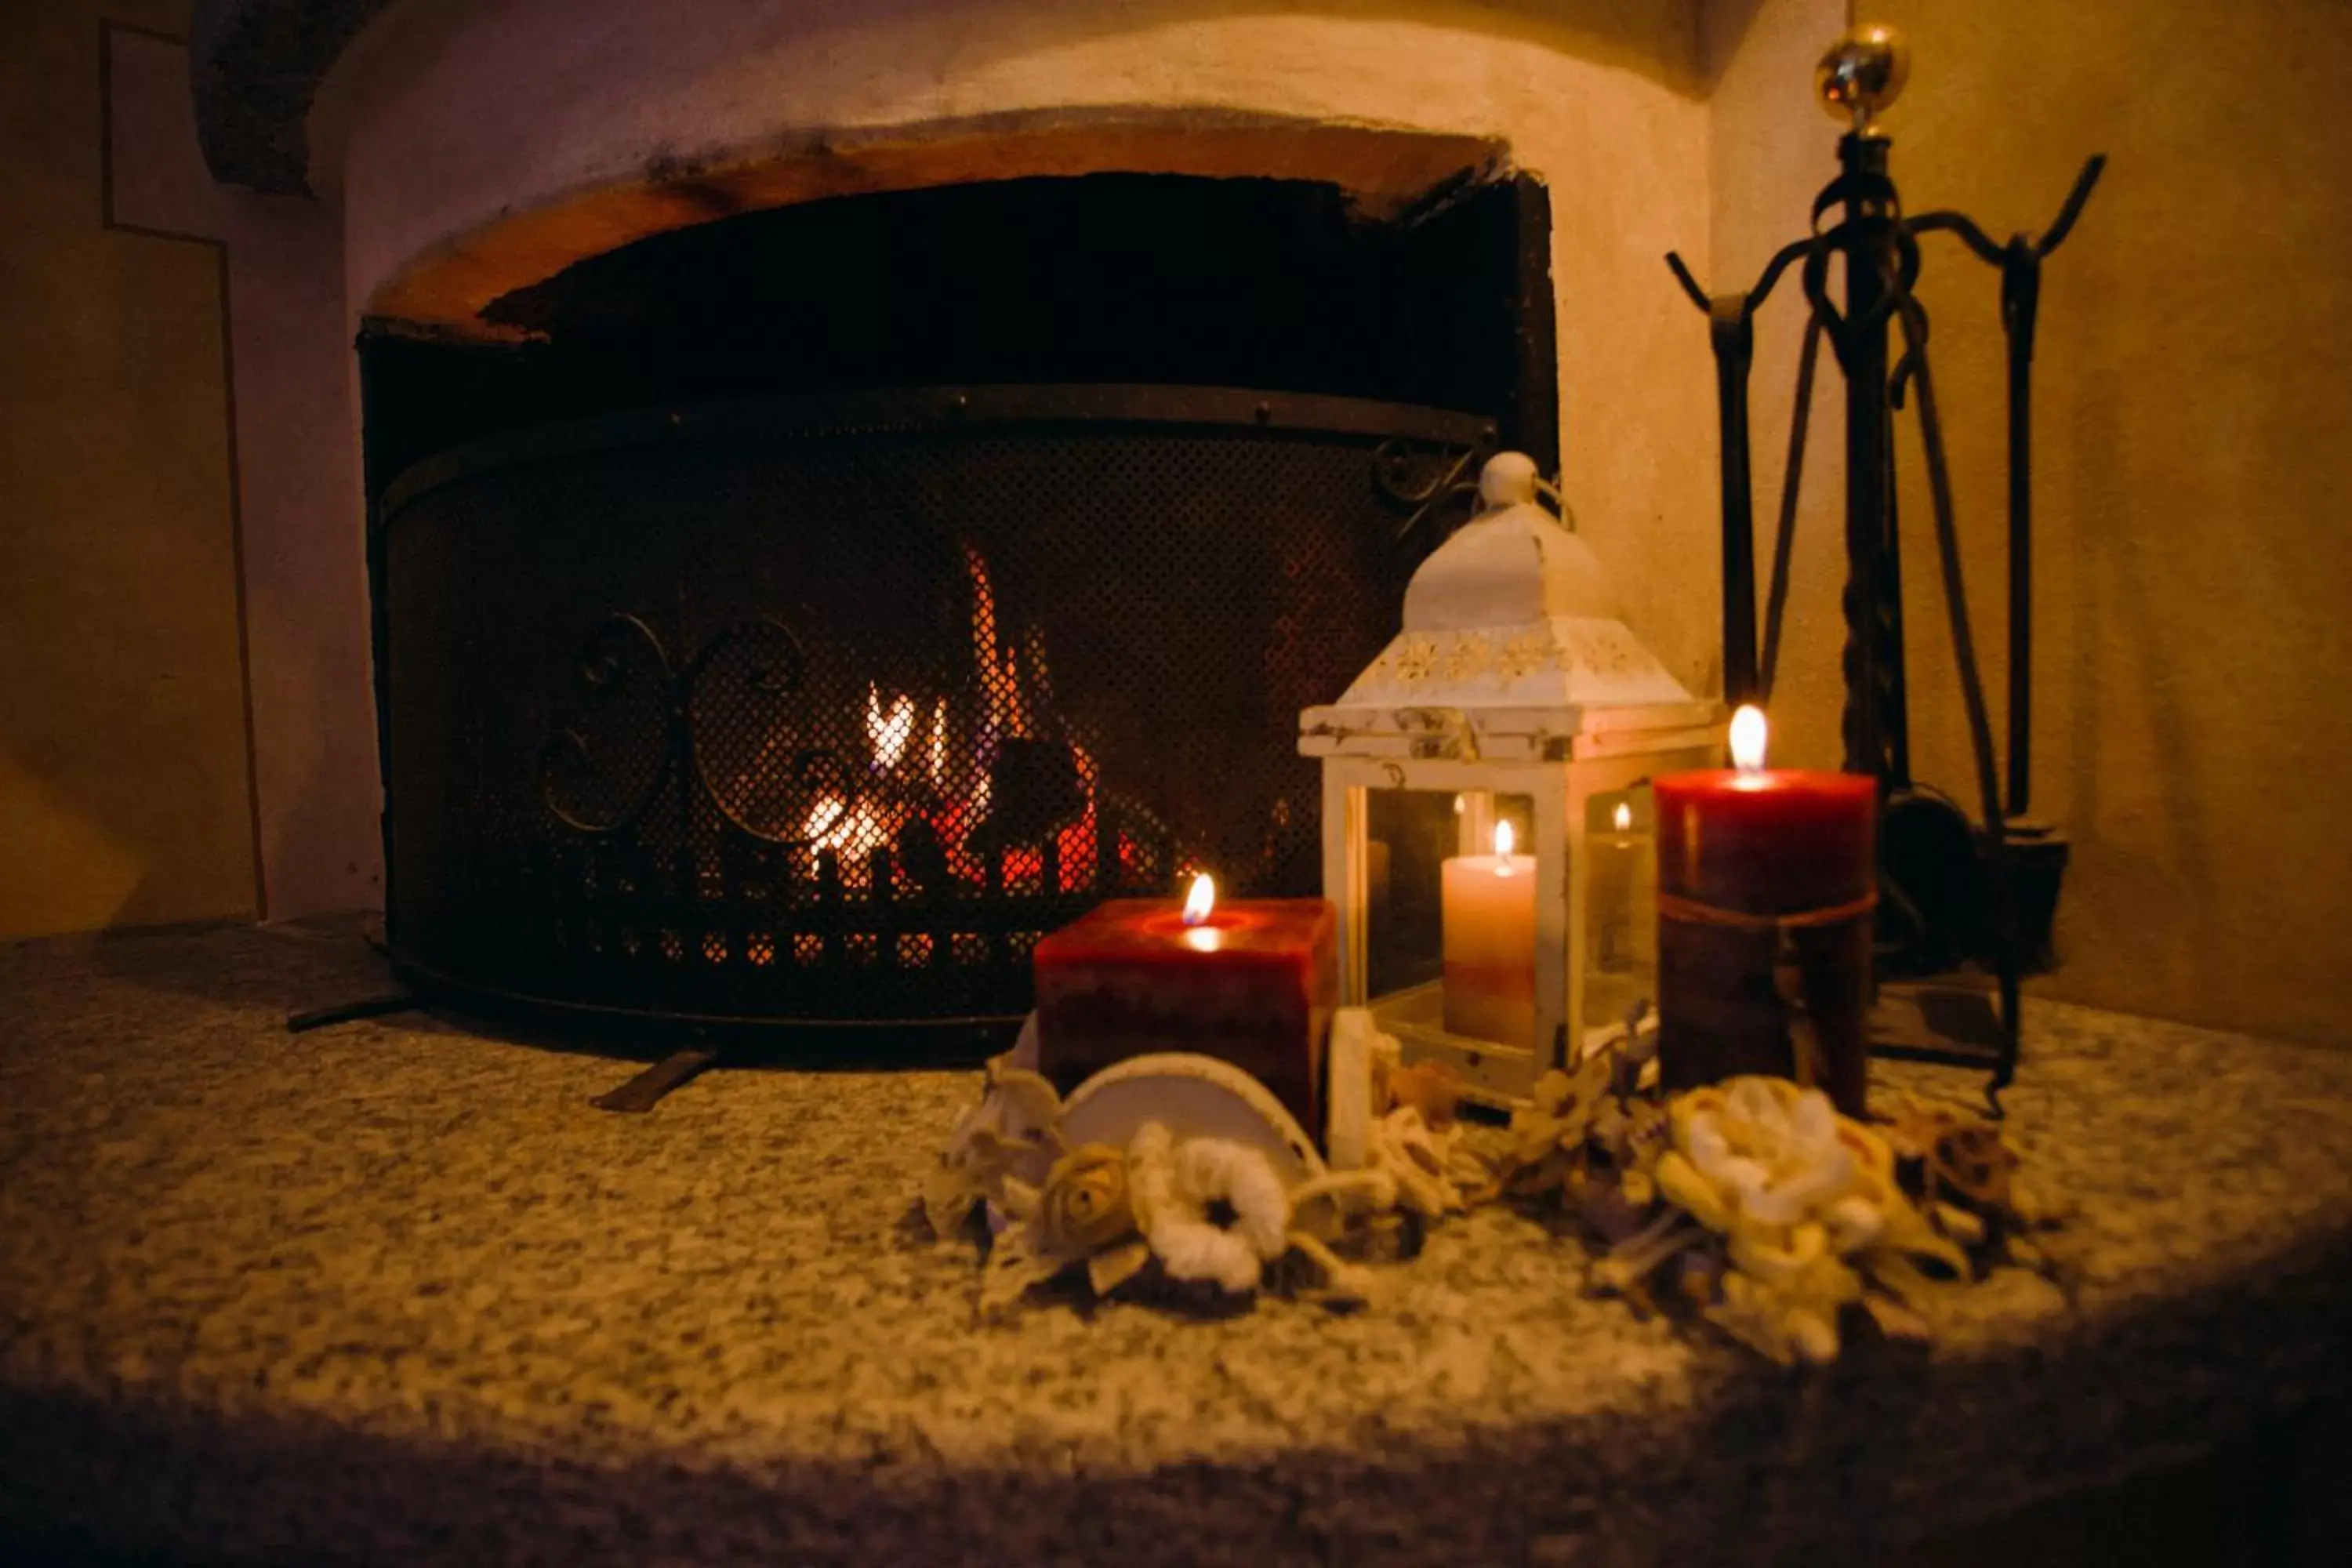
[1055,1051,1328,1187]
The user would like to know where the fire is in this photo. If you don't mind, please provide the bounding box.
[867,685,917,772]
[1730,703,1769,775]
[803,790,895,890]
[1494,820,1515,858]
[805,792,846,843]
[779,544,1113,903]
[1180,871,1221,951]
[1058,743,1099,892]
[1613,801,1632,833]
[967,546,1032,740]
[968,544,999,700]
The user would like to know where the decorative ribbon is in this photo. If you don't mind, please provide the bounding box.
[1656,890,1878,933]
[1657,890,1877,1097]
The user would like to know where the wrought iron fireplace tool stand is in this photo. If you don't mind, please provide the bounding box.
[1665,27,2102,1112]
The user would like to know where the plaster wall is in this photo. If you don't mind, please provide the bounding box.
[1704,0,2352,1047]
[106,24,383,924]
[0,2,256,938]
[1700,0,1844,778]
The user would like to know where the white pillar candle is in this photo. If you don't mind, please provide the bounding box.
[1441,821,1537,1047]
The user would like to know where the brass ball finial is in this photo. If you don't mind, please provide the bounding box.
[1816,24,1910,132]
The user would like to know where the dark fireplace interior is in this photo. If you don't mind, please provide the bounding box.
[359,169,1554,1050]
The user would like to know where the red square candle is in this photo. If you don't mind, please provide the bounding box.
[1033,892,1337,1134]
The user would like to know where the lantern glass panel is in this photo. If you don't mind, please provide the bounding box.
[1582,782,1658,1029]
[1364,786,1537,1050]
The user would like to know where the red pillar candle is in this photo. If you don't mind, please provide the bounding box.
[1653,707,1877,1114]
[1033,876,1337,1133]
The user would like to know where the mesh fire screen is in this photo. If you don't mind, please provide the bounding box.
[378,386,1490,1039]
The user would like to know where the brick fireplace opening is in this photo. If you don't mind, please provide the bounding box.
[361,169,1553,1045]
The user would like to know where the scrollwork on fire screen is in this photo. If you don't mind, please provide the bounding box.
[539,611,855,847]
[1370,429,1520,545]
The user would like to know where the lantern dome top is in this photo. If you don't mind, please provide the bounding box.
[1301,451,1719,755]
[1402,452,1622,633]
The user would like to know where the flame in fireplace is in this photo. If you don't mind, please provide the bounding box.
[967,546,1033,741]
[803,789,896,890]
[868,684,918,772]
[768,543,1119,900]
[1064,743,1099,891]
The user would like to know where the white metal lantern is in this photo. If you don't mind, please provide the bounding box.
[1298,452,1723,1106]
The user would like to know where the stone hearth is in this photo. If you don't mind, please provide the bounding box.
[2,920,2349,1563]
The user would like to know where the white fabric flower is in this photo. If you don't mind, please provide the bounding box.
[1127,1122,1293,1294]
[1663,1076,1857,1232]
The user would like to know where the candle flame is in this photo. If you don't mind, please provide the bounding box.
[1612,802,1632,832]
[1182,872,1216,927]
[1494,820,1515,858]
[1730,704,1769,775]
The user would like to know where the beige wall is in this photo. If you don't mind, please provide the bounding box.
[1705,0,2352,1045]
[107,23,383,925]
[0,2,260,937]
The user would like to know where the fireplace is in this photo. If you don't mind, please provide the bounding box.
[362,171,1545,1044]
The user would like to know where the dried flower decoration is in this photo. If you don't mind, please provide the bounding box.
[1378,1058,1463,1128]
[1033,1143,1139,1260]
[1365,1107,1463,1218]
[1573,1076,2046,1362]
[923,1037,2055,1353]
[923,1054,1064,1242]
[926,1047,1483,1320]
[1463,1047,1621,1203]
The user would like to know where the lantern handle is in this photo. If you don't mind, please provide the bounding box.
[1534,474,1577,532]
